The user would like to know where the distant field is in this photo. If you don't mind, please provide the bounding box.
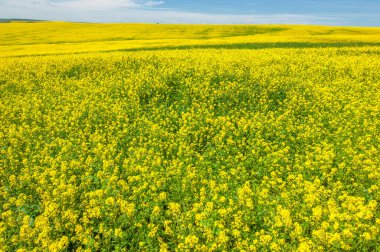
[1,22,380,57]
[0,23,380,251]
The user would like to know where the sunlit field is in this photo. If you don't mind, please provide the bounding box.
[1,22,380,251]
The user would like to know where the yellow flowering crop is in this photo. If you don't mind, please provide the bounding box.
[1,22,380,251]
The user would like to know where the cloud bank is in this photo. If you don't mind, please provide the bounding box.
[0,0,378,26]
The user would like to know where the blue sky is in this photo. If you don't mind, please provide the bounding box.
[0,0,379,26]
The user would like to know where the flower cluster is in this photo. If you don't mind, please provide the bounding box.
[1,23,380,251]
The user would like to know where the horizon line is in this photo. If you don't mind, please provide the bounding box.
[1,19,380,28]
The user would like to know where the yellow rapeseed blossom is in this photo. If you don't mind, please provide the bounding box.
[1,22,379,251]
[184,235,199,248]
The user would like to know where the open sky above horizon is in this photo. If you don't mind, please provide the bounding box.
[0,0,379,26]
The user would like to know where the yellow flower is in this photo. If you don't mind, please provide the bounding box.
[168,202,181,215]
[291,222,303,238]
[361,232,372,241]
[158,192,167,201]
[114,228,123,238]
[120,201,135,217]
[152,206,161,216]
[148,225,158,238]
[259,234,272,245]
[105,197,115,205]
[312,206,323,221]
[297,241,311,252]
[9,175,17,186]
[217,231,229,244]
[184,235,199,248]
[270,242,280,251]
[274,206,292,228]
[2,22,380,252]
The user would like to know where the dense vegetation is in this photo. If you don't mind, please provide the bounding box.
[1,23,380,251]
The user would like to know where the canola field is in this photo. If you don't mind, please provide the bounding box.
[1,22,380,251]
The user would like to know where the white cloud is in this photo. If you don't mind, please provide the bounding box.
[144,1,164,7]
[53,0,167,10]
[1,0,164,11]
[128,11,331,25]
[53,0,141,11]
[0,0,371,26]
